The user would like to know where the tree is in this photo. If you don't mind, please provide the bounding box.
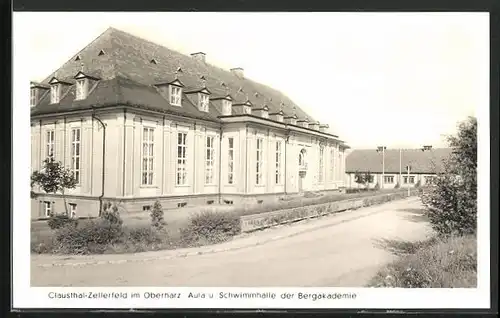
[354,171,365,188]
[150,200,166,231]
[421,116,477,236]
[31,157,77,216]
[363,171,373,188]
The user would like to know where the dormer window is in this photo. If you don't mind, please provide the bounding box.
[170,85,182,106]
[50,84,60,104]
[75,78,88,100]
[222,99,232,115]
[199,93,210,112]
[244,106,252,115]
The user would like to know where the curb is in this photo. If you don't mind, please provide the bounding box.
[35,197,420,268]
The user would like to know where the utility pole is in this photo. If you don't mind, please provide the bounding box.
[406,165,411,197]
[399,148,402,187]
[377,146,386,189]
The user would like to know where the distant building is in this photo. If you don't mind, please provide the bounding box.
[345,148,453,189]
[30,27,349,219]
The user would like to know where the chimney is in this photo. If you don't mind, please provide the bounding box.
[308,121,320,130]
[191,52,206,63]
[230,67,244,78]
[319,124,329,132]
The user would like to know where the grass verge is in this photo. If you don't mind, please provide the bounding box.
[368,235,477,288]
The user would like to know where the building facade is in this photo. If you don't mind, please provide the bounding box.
[30,27,349,219]
[345,148,452,189]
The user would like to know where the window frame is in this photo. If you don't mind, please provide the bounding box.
[69,203,77,218]
[256,138,264,185]
[222,99,232,115]
[170,85,182,106]
[176,132,188,185]
[44,201,52,217]
[70,128,81,184]
[330,148,335,181]
[228,137,235,184]
[199,93,210,112]
[275,141,282,184]
[75,78,87,100]
[141,127,155,186]
[318,146,324,183]
[205,135,215,185]
[50,84,60,104]
[384,175,394,184]
[30,88,37,107]
[46,130,55,158]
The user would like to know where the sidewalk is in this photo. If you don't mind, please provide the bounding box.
[32,197,420,268]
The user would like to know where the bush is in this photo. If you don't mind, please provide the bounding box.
[420,117,477,236]
[180,211,241,246]
[394,182,400,189]
[150,200,166,231]
[47,214,78,230]
[101,201,124,227]
[374,183,381,190]
[415,180,421,188]
[54,218,124,254]
[369,235,476,288]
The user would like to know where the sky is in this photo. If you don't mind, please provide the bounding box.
[15,12,488,149]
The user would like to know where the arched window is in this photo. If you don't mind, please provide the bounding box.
[299,152,303,166]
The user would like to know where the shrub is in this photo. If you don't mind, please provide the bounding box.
[394,182,400,189]
[415,180,421,188]
[54,218,124,254]
[101,201,123,227]
[150,200,166,231]
[368,235,476,288]
[374,183,381,190]
[180,211,241,246]
[420,117,477,236]
[47,214,78,230]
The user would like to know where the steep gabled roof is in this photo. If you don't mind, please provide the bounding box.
[345,148,453,174]
[32,27,316,123]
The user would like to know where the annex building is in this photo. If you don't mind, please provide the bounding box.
[345,147,453,189]
[30,27,349,219]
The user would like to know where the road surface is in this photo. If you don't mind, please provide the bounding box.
[31,197,433,287]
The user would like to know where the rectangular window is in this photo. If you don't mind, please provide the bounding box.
[318,147,324,183]
[142,127,154,185]
[403,176,415,184]
[44,201,52,217]
[228,137,234,184]
[384,175,394,184]
[176,132,188,185]
[69,203,77,218]
[199,93,210,112]
[222,99,232,115]
[170,85,182,106]
[46,130,55,158]
[50,84,60,104]
[256,138,264,185]
[330,148,335,181]
[70,128,81,184]
[275,141,282,184]
[205,136,215,184]
[75,79,86,100]
[30,88,37,107]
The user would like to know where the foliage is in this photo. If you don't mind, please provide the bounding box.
[420,117,477,236]
[373,182,380,190]
[101,201,124,227]
[394,182,400,189]
[150,200,166,231]
[414,180,421,188]
[354,171,374,188]
[180,211,241,246]
[31,157,77,214]
[47,214,78,230]
[368,235,476,288]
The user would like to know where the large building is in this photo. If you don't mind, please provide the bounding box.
[30,27,349,219]
[345,147,453,189]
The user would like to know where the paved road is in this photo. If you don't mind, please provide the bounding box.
[31,197,433,287]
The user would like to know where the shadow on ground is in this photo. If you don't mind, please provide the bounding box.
[396,207,429,223]
[372,236,438,256]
